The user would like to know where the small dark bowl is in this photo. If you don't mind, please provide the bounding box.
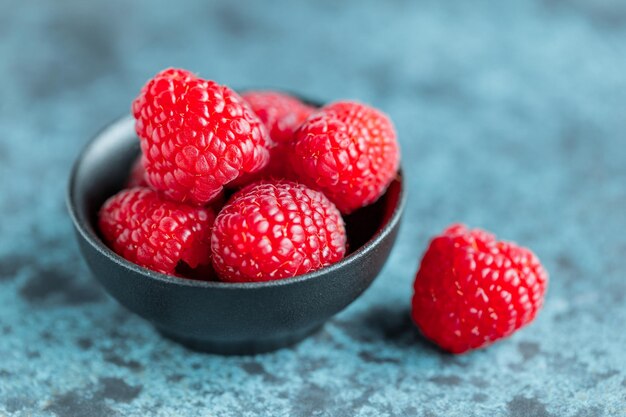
[67,114,406,355]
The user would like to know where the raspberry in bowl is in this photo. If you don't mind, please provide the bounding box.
[67,78,405,354]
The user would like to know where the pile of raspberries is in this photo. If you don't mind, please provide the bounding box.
[100,68,400,282]
[99,68,548,353]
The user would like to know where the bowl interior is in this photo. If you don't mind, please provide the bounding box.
[69,116,404,286]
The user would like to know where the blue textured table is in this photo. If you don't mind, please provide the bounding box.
[1,1,625,416]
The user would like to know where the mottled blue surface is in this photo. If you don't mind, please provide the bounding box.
[1,0,625,416]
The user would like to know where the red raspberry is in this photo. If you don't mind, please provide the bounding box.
[211,181,347,282]
[411,224,548,354]
[126,155,148,188]
[289,101,400,214]
[233,91,314,184]
[99,187,215,276]
[242,91,314,145]
[132,68,272,206]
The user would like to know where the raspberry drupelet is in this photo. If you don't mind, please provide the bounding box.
[411,224,548,354]
[211,181,347,282]
[132,68,273,206]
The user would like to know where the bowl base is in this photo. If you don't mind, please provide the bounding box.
[157,324,324,355]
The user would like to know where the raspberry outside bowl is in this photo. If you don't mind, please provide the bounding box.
[67,110,405,355]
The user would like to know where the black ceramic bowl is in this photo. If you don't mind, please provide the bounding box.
[67,114,405,355]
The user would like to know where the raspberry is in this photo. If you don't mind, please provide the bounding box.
[289,101,400,214]
[126,155,148,188]
[99,187,215,276]
[233,91,314,184]
[242,91,314,145]
[132,68,272,206]
[211,181,347,282]
[411,224,548,354]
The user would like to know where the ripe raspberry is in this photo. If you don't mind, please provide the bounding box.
[211,181,347,282]
[411,224,548,354]
[242,91,314,145]
[289,101,400,214]
[132,68,272,206]
[99,187,215,276]
[126,155,148,188]
[233,91,314,184]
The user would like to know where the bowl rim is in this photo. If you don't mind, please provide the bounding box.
[67,115,406,290]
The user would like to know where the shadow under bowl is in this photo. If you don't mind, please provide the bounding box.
[67,115,406,355]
